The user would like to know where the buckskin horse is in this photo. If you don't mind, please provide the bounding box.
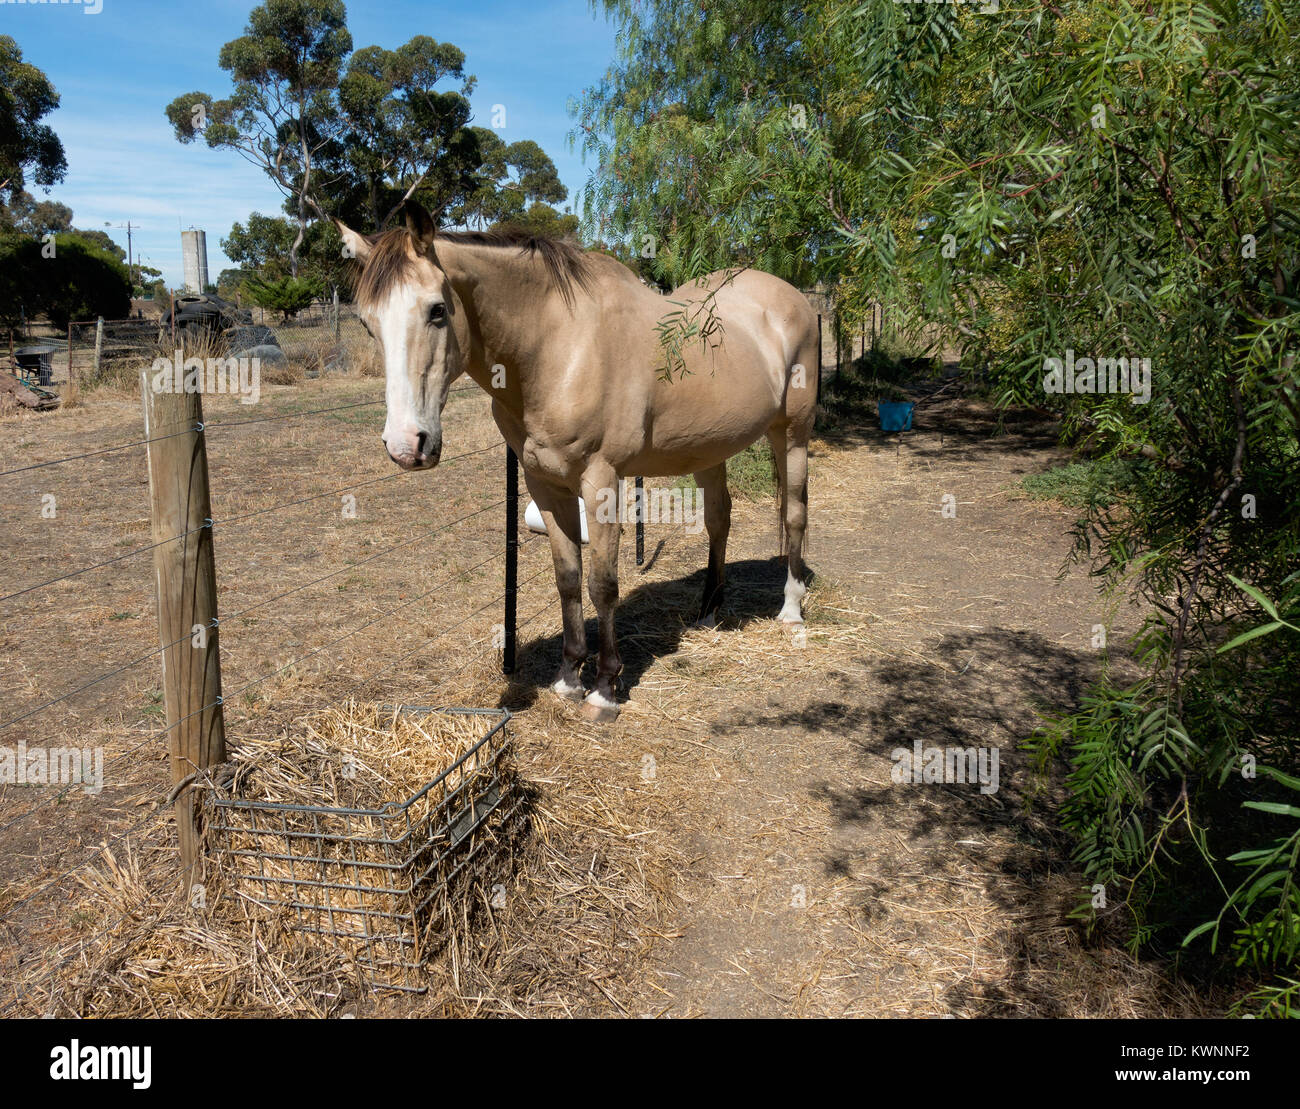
[336,202,818,721]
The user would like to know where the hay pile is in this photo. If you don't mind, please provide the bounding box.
[9,682,684,1018]
[205,703,518,990]
[218,701,501,810]
[9,703,524,1015]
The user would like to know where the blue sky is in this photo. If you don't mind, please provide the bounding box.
[1,0,618,286]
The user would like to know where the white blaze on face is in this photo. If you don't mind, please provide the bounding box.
[377,287,420,458]
[372,281,446,468]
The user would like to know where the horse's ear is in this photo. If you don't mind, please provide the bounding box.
[335,219,372,264]
[402,200,438,251]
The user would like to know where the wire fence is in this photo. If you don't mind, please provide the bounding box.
[0,285,878,1009]
[46,300,381,391]
[14,292,865,401]
[0,377,553,1009]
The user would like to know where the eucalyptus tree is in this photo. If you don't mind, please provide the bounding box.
[0,35,66,204]
[165,0,352,276]
[328,35,480,228]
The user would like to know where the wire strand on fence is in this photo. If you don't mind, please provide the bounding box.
[0,497,506,731]
[0,621,207,736]
[2,441,499,609]
[212,540,530,717]
[417,594,555,695]
[220,498,506,624]
[198,381,481,434]
[215,443,497,528]
[0,520,211,606]
[2,491,510,744]
[0,424,200,480]
[202,398,384,430]
[326,560,550,709]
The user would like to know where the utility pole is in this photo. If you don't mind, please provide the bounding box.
[105,220,139,288]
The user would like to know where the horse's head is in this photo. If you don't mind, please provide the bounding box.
[337,202,463,471]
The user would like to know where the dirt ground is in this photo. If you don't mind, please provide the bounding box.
[0,372,1214,1017]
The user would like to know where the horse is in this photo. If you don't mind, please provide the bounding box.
[336,201,818,722]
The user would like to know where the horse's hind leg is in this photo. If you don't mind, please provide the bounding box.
[767,421,809,624]
[525,473,586,701]
[693,463,731,628]
[579,461,624,722]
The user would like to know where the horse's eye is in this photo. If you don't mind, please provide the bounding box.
[429,303,447,325]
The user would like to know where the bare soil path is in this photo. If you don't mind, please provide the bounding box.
[527,394,1206,1017]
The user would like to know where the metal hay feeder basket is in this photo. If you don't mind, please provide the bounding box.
[205,706,519,991]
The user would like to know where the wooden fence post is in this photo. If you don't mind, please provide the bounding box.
[93,317,104,382]
[140,368,226,890]
[66,322,73,388]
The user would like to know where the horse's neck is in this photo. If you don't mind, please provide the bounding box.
[438,239,550,405]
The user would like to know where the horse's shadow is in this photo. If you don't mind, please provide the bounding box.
[502,556,803,709]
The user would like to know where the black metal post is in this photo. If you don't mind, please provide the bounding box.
[635,476,645,566]
[503,444,518,674]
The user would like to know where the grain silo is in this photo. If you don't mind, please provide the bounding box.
[181,228,209,294]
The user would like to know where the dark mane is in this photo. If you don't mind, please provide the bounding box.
[352,225,592,311]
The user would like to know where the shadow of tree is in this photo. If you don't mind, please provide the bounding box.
[815,383,1063,466]
[843,628,1106,1015]
[695,626,1127,1016]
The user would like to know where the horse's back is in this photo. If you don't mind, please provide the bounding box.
[673,269,817,370]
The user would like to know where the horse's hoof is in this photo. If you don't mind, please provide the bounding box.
[579,693,620,723]
[551,678,585,702]
[777,610,805,625]
[694,611,720,630]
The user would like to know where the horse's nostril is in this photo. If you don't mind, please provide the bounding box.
[416,432,437,460]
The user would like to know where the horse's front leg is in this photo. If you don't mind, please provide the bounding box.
[579,462,624,723]
[524,472,586,701]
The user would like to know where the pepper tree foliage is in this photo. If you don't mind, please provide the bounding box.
[578,0,1300,1012]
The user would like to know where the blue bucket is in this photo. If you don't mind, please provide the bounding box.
[878,400,914,432]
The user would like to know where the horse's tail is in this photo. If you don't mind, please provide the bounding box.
[777,483,786,561]
[774,448,786,560]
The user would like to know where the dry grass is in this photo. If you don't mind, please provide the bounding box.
[58,379,82,410]
[0,371,1232,1019]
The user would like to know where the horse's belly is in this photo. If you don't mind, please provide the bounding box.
[624,366,780,476]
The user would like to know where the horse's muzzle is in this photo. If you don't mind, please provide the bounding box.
[383,431,441,471]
